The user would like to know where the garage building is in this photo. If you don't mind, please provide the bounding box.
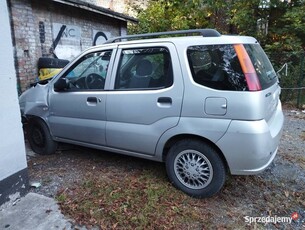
[8,0,137,92]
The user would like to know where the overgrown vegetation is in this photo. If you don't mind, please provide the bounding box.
[56,168,205,229]
[128,0,305,105]
[56,161,305,229]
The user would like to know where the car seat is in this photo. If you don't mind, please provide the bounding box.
[128,59,153,89]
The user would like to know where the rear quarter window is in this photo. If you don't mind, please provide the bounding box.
[187,43,278,91]
[187,45,248,91]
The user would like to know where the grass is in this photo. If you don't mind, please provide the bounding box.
[56,162,305,229]
[56,168,205,229]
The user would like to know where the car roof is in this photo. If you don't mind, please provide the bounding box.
[85,29,258,53]
[88,35,257,50]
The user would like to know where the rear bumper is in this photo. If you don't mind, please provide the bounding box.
[235,147,278,175]
[216,102,284,175]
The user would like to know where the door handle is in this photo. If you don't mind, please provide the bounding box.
[87,97,101,106]
[157,97,172,104]
[157,97,172,108]
[87,97,98,103]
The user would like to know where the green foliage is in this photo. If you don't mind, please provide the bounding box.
[230,0,261,35]
[129,0,304,49]
[128,0,305,103]
[280,64,301,101]
[283,2,305,46]
[129,0,211,34]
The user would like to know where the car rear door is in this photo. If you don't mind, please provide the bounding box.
[105,43,183,155]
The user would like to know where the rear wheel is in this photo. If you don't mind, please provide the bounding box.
[27,119,57,155]
[166,139,226,198]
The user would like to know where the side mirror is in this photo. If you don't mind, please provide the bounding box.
[54,78,68,91]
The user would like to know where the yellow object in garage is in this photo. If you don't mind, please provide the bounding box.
[38,68,62,81]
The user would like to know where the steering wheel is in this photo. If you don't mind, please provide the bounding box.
[85,73,105,89]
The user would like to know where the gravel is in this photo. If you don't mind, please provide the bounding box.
[273,109,305,187]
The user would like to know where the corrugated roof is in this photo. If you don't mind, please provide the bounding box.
[52,0,138,23]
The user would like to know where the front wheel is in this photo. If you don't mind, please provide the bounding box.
[27,119,57,155]
[166,139,226,198]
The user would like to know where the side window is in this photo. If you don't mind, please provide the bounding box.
[115,47,173,90]
[187,45,248,91]
[62,50,112,90]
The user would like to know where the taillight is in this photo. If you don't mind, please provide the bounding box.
[234,44,261,91]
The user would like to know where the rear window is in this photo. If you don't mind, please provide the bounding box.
[187,44,277,91]
[244,44,277,89]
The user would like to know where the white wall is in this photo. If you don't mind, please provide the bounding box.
[0,1,27,181]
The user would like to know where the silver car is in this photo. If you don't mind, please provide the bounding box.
[19,29,284,198]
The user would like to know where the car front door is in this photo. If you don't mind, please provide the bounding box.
[105,43,183,155]
[48,47,116,145]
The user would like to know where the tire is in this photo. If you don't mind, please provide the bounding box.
[38,57,69,69]
[166,139,226,198]
[27,119,57,155]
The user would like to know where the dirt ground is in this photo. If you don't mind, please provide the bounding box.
[26,109,305,229]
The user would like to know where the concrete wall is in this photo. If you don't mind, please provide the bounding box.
[9,0,128,92]
[0,0,28,206]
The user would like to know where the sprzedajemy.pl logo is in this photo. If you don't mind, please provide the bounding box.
[244,211,304,226]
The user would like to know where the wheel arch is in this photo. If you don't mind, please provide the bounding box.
[25,115,54,136]
[162,134,230,173]
[26,115,47,124]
